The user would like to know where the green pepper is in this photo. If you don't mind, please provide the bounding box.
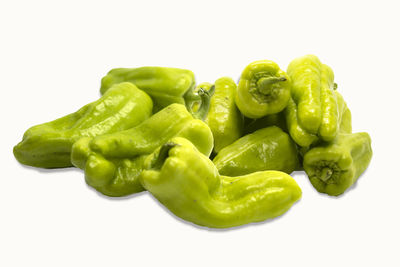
[100,66,197,112]
[71,97,213,197]
[236,60,291,119]
[204,77,243,153]
[335,91,352,134]
[243,111,287,135]
[303,132,372,196]
[285,55,342,147]
[140,137,302,228]
[14,82,153,168]
[213,126,299,176]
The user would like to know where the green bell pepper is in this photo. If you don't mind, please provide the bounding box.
[236,60,291,119]
[14,82,153,168]
[100,66,197,112]
[140,137,302,228]
[213,126,299,176]
[303,132,372,196]
[71,97,213,197]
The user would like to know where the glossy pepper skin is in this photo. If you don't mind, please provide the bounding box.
[285,55,341,147]
[204,77,243,153]
[243,111,287,135]
[335,91,352,134]
[213,126,299,176]
[100,67,197,112]
[236,60,291,119]
[14,82,153,168]
[140,137,302,228]
[71,100,213,197]
[303,132,372,196]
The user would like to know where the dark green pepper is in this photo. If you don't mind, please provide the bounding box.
[236,60,291,119]
[100,66,197,112]
[213,126,299,176]
[71,98,213,197]
[140,137,302,228]
[14,82,153,168]
[203,77,243,153]
[303,132,372,196]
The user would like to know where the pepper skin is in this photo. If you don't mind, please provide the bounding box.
[204,77,243,153]
[335,91,352,134]
[140,137,302,228]
[236,60,291,119]
[243,111,287,135]
[286,55,341,146]
[71,101,213,197]
[291,90,352,163]
[100,67,197,112]
[303,132,372,196]
[14,82,153,168]
[213,126,299,176]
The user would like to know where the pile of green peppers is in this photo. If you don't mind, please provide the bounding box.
[14,55,372,229]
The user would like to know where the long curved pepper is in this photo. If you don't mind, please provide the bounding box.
[140,137,302,228]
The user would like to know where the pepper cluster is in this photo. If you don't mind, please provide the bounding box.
[14,55,372,229]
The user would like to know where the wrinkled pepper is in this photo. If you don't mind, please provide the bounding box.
[236,60,291,119]
[71,97,213,197]
[285,55,343,147]
[100,66,197,112]
[203,77,243,153]
[140,137,302,228]
[14,82,153,168]
[287,89,352,152]
[213,126,299,176]
[303,132,372,196]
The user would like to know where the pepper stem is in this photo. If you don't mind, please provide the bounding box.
[189,87,211,121]
[257,76,287,95]
[184,86,201,111]
[320,167,333,182]
[150,142,178,170]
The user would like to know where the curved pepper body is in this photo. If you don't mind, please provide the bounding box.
[14,82,153,168]
[140,137,302,228]
[303,132,372,196]
[236,60,291,119]
[71,103,214,197]
[286,55,342,146]
[335,91,352,134]
[100,67,196,112]
[204,77,243,153]
[213,126,299,176]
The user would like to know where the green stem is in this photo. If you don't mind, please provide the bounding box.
[320,167,333,182]
[257,76,287,95]
[208,84,216,97]
[150,142,178,170]
[191,88,211,121]
[184,86,201,112]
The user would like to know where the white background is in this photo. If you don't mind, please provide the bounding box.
[1,0,399,266]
